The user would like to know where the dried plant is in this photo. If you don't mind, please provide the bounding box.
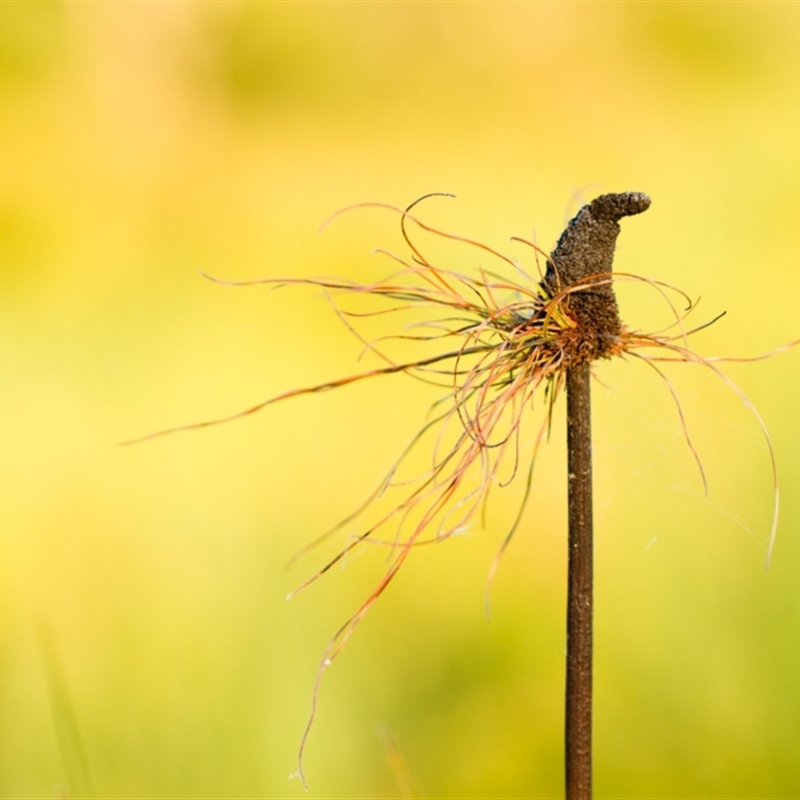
[125,192,795,793]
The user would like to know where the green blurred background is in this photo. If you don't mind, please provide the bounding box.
[2,2,800,797]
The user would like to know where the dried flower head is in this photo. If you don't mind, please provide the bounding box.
[125,192,795,786]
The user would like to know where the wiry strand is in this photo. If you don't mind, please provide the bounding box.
[626,351,709,495]
[485,412,551,619]
[120,346,493,446]
[625,336,782,568]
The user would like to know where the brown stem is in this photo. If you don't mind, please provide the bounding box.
[565,360,593,798]
[545,191,649,798]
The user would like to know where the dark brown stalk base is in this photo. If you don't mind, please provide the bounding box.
[547,192,649,798]
[565,361,593,799]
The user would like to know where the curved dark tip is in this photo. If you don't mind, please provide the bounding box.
[589,192,651,222]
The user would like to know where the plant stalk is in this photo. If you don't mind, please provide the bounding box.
[565,360,593,798]
[543,191,649,798]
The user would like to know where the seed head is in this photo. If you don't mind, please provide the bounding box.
[543,191,651,361]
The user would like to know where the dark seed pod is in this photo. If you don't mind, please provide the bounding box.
[542,192,651,357]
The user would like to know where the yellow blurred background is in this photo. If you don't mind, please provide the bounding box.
[3,3,800,797]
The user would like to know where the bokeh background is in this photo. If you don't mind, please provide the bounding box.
[3,3,800,797]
